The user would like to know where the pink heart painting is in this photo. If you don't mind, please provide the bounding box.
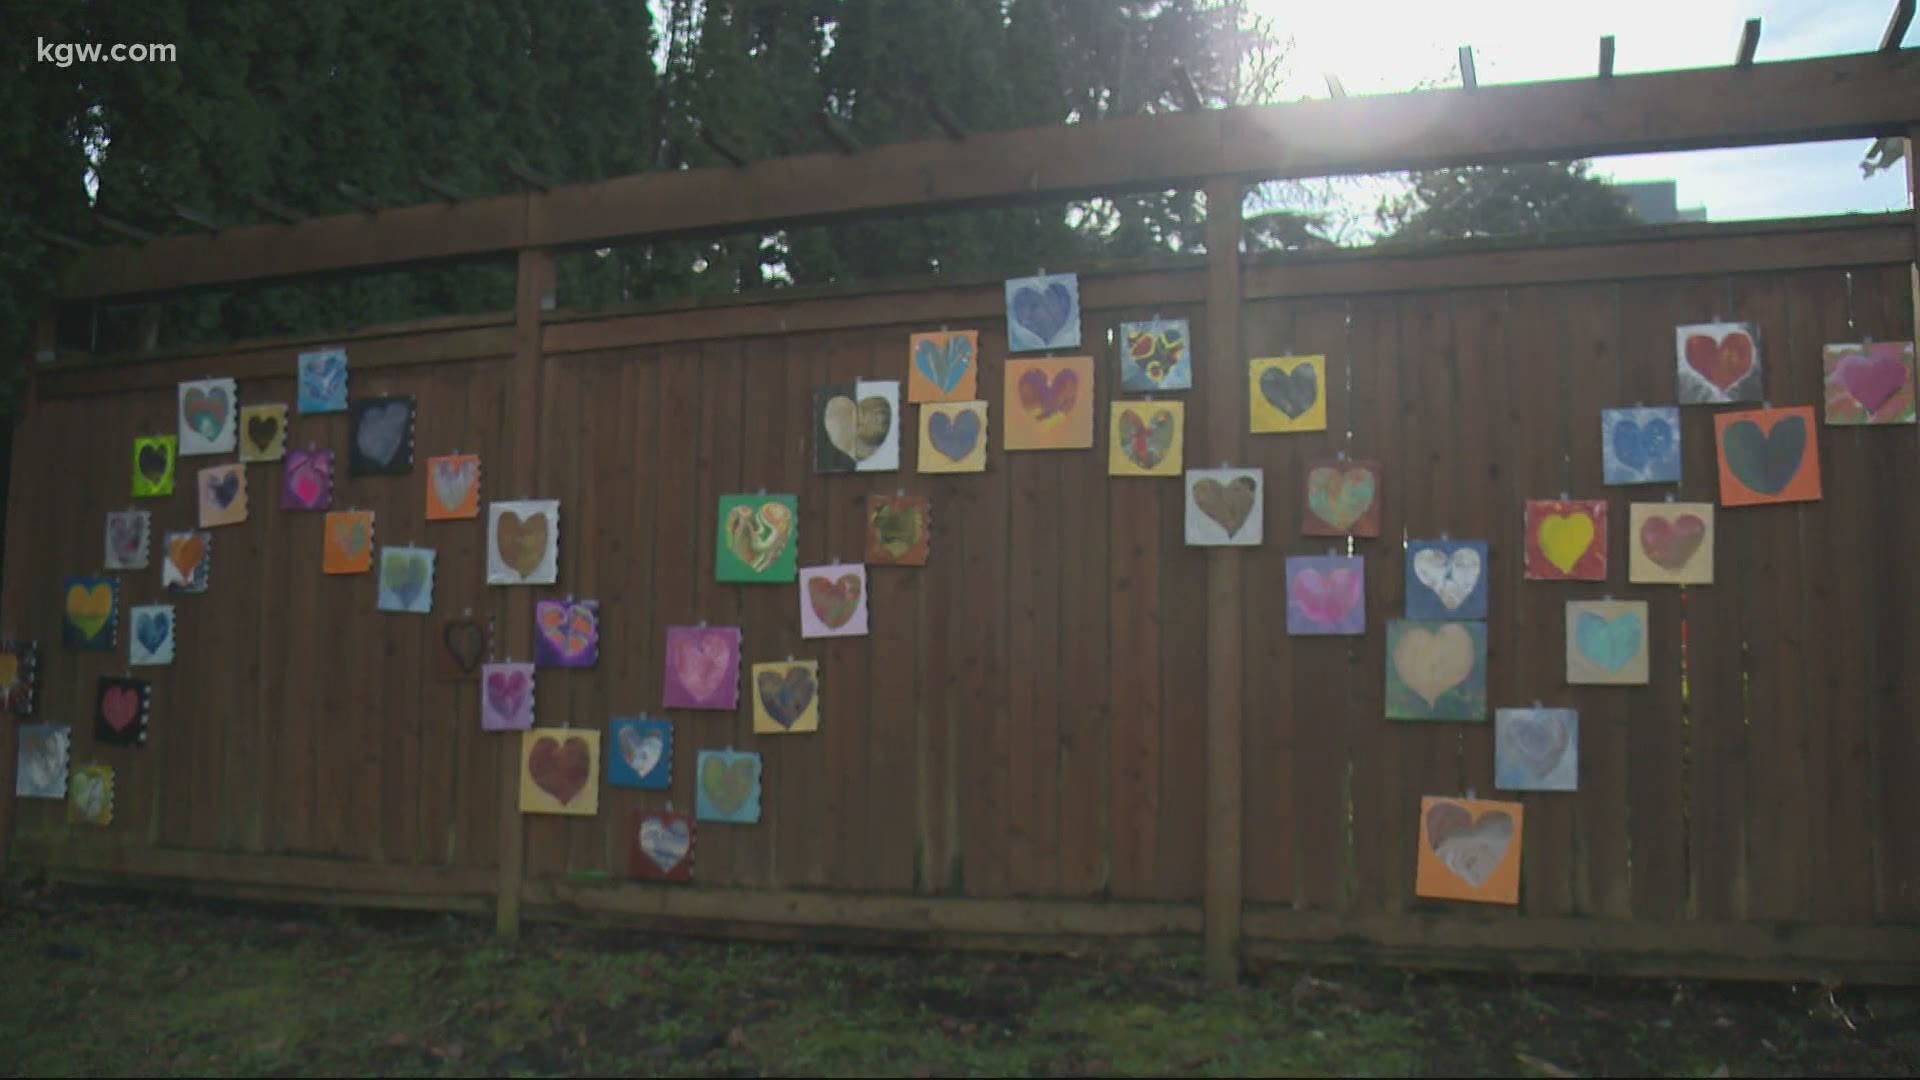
[662,625,741,710]
[1286,555,1365,635]
[481,662,535,731]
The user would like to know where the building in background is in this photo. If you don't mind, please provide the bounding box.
[1612,180,1708,224]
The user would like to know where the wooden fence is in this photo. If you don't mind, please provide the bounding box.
[4,212,1918,982]
[5,49,1920,984]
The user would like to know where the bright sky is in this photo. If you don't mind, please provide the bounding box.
[1256,0,1913,222]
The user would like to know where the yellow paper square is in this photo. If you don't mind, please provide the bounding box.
[1109,401,1184,477]
[918,402,988,473]
[752,660,820,734]
[1250,356,1327,433]
[1004,357,1094,450]
[1628,503,1714,585]
[519,729,600,816]
[237,403,288,462]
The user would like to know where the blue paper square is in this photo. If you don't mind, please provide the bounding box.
[695,749,761,824]
[1405,541,1489,621]
[1601,406,1681,485]
[297,347,349,414]
[608,717,672,790]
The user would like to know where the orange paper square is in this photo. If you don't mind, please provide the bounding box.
[323,510,375,574]
[1003,356,1093,450]
[1415,796,1523,905]
[1714,405,1821,506]
[907,330,978,403]
[426,454,482,520]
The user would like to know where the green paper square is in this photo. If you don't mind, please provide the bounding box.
[715,494,798,583]
[132,436,177,498]
[1386,619,1487,721]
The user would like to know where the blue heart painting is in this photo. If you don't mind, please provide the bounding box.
[297,347,349,414]
[129,604,175,666]
[608,717,672,791]
[1004,273,1081,352]
[1601,406,1680,485]
[914,334,973,396]
[927,408,982,461]
[1566,600,1650,684]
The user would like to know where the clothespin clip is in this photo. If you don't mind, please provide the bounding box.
[462,606,472,617]
[1603,592,1614,602]
[697,619,707,629]
[1464,786,1477,801]
[1325,545,1337,558]
[1336,449,1347,461]
[1532,699,1544,710]
[1439,531,1451,542]
[1558,489,1570,502]
[1037,266,1046,278]
[1763,400,1773,411]
[756,486,767,496]
[785,654,794,663]
[1663,492,1676,503]
[939,324,948,333]
[1218,460,1229,470]
[895,487,905,497]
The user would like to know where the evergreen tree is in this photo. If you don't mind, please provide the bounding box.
[1375,161,1640,244]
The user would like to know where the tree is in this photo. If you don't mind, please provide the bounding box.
[1374,160,1640,244]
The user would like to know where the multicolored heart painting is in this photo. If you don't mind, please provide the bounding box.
[296,346,349,414]
[129,605,176,666]
[323,511,375,575]
[426,454,482,520]
[1006,357,1094,450]
[178,377,238,456]
[1601,406,1681,485]
[608,716,672,790]
[1415,796,1523,904]
[63,576,118,651]
[752,660,820,734]
[481,662,535,731]
[1823,341,1916,424]
[519,728,599,816]
[1387,619,1487,721]
[104,510,151,570]
[1,640,39,715]
[1566,599,1649,685]
[237,403,288,463]
[67,763,114,826]
[908,329,978,403]
[93,676,150,747]
[1184,467,1262,546]
[630,809,695,881]
[662,625,742,710]
[1629,502,1714,585]
[15,723,69,799]
[1118,318,1192,392]
[1250,356,1327,434]
[866,494,931,566]
[282,449,334,511]
[1004,271,1081,352]
[696,749,762,824]
[1524,499,1607,581]
[919,401,988,473]
[197,464,249,528]
[1286,555,1365,636]
[814,379,901,473]
[799,564,868,639]
[534,598,599,668]
[1303,459,1381,537]
[375,546,437,615]
[434,615,490,681]
[348,395,416,476]
[1675,321,1762,405]
[488,500,560,585]
[132,435,177,498]
[1405,540,1488,620]
[1494,707,1578,792]
[1714,405,1821,506]
[1109,401,1184,477]
[716,494,797,583]
[162,530,212,592]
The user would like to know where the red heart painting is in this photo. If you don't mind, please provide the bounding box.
[101,687,139,731]
[528,734,591,805]
[806,574,863,628]
[1639,513,1705,570]
[1684,331,1754,392]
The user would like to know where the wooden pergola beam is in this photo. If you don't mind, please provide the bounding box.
[1599,35,1616,78]
[1458,46,1478,89]
[815,112,860,154]
[335,182,383,213]
[55,49,1920,300]
[93,213,156,244]
[1884,0,1916,51]
[173,204,222,233]
[1736,18,1763,67]
[503,158,555,192]
[697,124,749,168]
[417,173,463,204]
[245,193,304,224]
[1173,61,1204,111]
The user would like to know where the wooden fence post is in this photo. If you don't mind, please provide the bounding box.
[1202,177,1246,987]
[496,248,555,938]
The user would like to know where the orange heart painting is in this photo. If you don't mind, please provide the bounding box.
[1415,796,1523,905]
[323,511,375,575]
[426,455,481,520]
[1004,357,1094,450]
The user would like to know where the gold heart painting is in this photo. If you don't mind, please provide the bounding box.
[488,500,560,585]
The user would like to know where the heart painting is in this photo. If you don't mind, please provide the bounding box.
[481,662,535,731]
[534,598,599,668]
[696,749,762,823]
[488,500,560,584]
[752,661,820,734]
[1185,467,1262,545]
[1005,357,1094,450]
[349,396,415,476]
[1416,796,1523,904]
[92,676,150,746]
[1495,707,1578,791]
[178,377,238,455]
[1714,406,1821,507]
[1628,502,1713,584]
[238,403,288,463]
[296,347,349,414]
[1110,402,1183,477]
[14,723,70,799]
[426,455,481,519]
[1004,272,1081,352]
[435,616,489,681]
[608,716,672,791]
[1601,406,1681,485]
[630,810,696,881]
[814,379,901,473]
[799,564,868,638]
[0,640,39,715]
[1118,318,1193,392]
[716,494,797,583]
[908,329,978,402]
[162,530,212,592]
[104,510,151,570]
[1285,555,1364,635]
[920,402,988,473]
[520,729,599,816]
[1524,499,1607,581]
[1387,619,1486,721]
[1566,600,1649,685]
[1250,356,1327,433]
[62,576,118,651]
[1405,540,1488,620]
[1303,460,1381,536]
[129,606,175,667]
[1823,341,1916,424]
[376,546,437,614]
[1675,321,1762,404]
[281,450,334,512]
[662,625,742,710]
[197,464,249,528]
[132,435,177,498]
[67,763,114,826]
[323,511,375,575]
[866,493,931,566]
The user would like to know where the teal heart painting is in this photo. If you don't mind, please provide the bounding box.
[1566,600,1649,684]
[376,546,436,614]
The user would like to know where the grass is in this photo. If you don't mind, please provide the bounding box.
[0,885,1915,1077]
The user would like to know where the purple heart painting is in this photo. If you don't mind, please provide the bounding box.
[1285,555,1366,636]
[481,662,535,730]
[1004,272,1081,352]
[662,625,742,710]
[282,450,335,511]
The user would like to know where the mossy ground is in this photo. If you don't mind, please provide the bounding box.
[1,885,1914,1077]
